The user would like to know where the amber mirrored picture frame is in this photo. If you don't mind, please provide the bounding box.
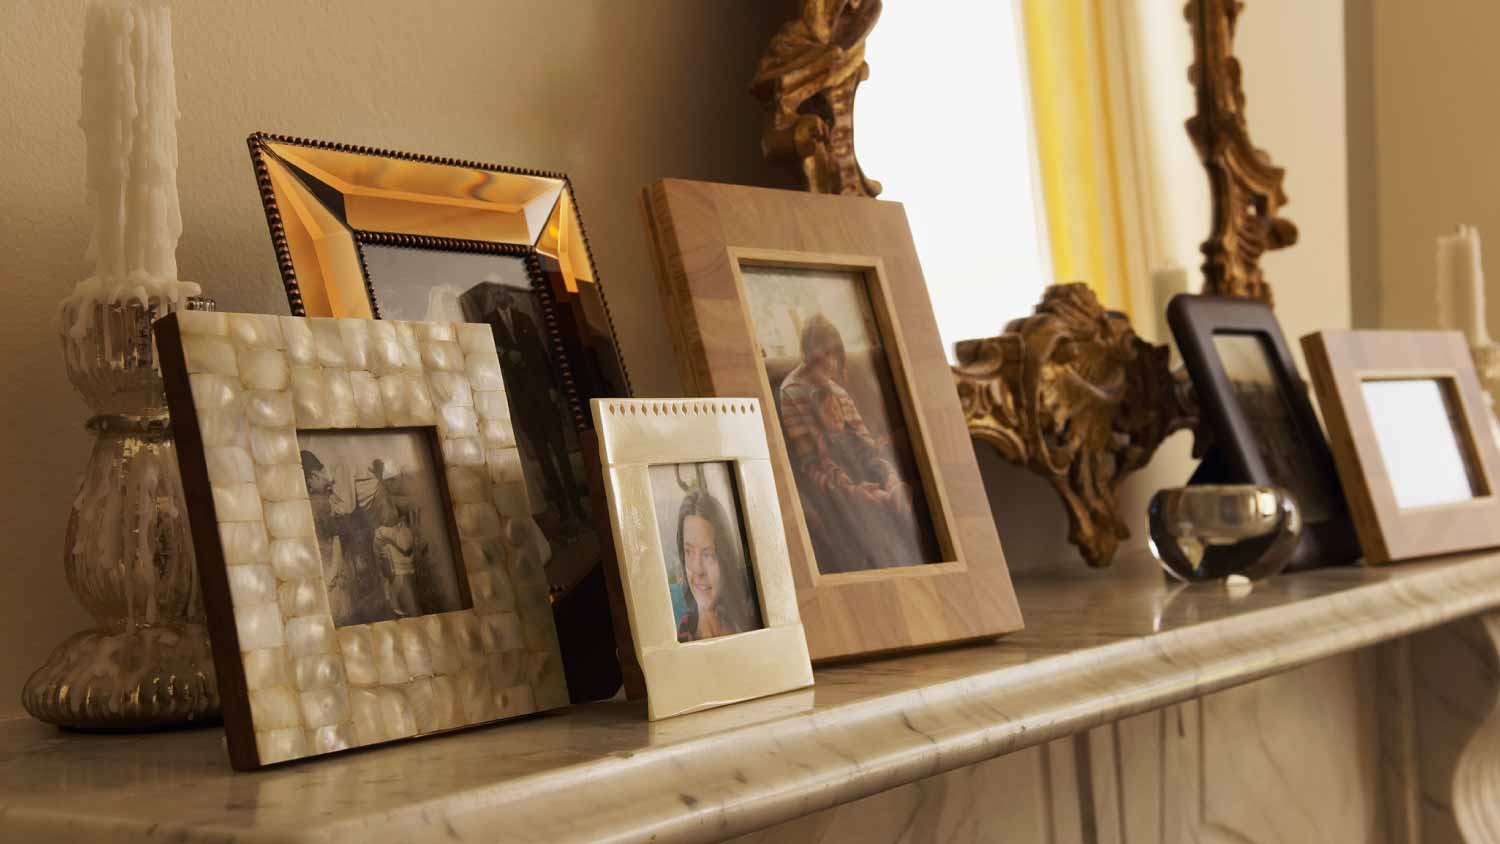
[1303,330,1500,564]
[641,179,1022,663]
[248,133,630,701]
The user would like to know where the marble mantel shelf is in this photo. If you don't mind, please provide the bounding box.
[5,551,1500,844]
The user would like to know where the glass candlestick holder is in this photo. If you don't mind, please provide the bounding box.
[22,297,220,729]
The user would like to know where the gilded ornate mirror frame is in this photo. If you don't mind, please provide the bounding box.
[754,1,1305,565]
[1186,0,1297,304]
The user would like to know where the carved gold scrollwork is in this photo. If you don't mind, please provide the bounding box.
[954,284,1199,567]
[751,0,882,197]
[1185,0,1297,304]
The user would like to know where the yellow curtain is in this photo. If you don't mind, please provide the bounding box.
[1022,0,1140,315]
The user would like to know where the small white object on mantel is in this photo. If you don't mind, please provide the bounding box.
[61,0,200,342]
[1436,224,1491,347]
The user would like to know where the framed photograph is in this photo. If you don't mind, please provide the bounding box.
[641,179,1022,663]
[592,398,812,720]
[247,133,629,701]
[1302,330,1500,563]
[1168,295,1361,569]
[156,311,570,769]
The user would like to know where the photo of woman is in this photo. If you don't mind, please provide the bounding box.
[649,462,763,642]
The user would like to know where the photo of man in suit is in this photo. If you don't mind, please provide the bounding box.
[489,285,586,523]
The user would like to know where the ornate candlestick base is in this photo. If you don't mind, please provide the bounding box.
[23,626,216,730]
[22,299,219,729]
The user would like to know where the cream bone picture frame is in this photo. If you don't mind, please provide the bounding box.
[156,311,569,769]
[592,398,813,720]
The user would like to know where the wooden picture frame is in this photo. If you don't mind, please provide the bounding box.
[1302,330,1500,564]
[592,398,813,720]
[156,311,569,769]
[1168,295,1361,569]
[248,132,630,702]
[641,179,1022,663]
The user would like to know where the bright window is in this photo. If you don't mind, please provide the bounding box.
[857,1,1048,360]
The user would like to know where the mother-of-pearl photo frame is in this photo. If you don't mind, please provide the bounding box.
[592,398,813,720]
[157,311,568,769]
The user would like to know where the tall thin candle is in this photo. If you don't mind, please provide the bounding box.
[62,0,198,339]
[1437,224,1491,347]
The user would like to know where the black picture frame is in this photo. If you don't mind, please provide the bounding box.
[247,133,630,701]
[1168,294,1361,569]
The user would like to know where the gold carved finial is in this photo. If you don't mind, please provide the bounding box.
[954,284,1199,567]
[1185,0,1297,304]
[751,0,883,197]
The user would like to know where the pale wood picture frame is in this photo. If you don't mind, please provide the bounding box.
[641,179,1022,664]
[592,398,813,720]
[1302,330,1500,564]
[157,311,569,769]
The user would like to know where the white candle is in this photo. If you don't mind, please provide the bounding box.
[1437,224,1491,346]
[1151,265,1190,341]
[1152,266,1190,307]
[62,0,198,339]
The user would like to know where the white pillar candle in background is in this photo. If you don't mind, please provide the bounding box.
[1437,225,1491,347]
[1152,266,1191,307]
[1151,265,1190,341]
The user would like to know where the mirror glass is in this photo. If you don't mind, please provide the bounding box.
[857,3,1048,356]
[1212,332,1339,522]
[1361,378,1485,508]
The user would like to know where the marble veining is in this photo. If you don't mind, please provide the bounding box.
[6,551,1500,842]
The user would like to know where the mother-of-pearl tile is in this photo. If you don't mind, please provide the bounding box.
[229,313,284,350]
[189,374,244,414]
[280,316,317,366]
[429,370,473,407]
[205,446,255,486]
[473,389,510,421]
[256,463,309,502]
[324,369,358,428]
[182,334,238,375]
[270,537,320,580]
[245,390,295,428]
[238,348,289,391]
[219,522,269,567]
[350,370,386,427]
[339,626,379,688]
[338,319,370,370]
[264,500,316,539]
[309,318,347,368]
[250,426,299,466]
[178,309,228,336]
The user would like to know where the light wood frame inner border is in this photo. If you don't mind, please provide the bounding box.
[592,398,813,720]
[1302,330,1500,564]
[641,178,1022,663]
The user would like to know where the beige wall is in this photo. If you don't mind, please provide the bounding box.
[0,1,782,718]
[1353,0,1500,331]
